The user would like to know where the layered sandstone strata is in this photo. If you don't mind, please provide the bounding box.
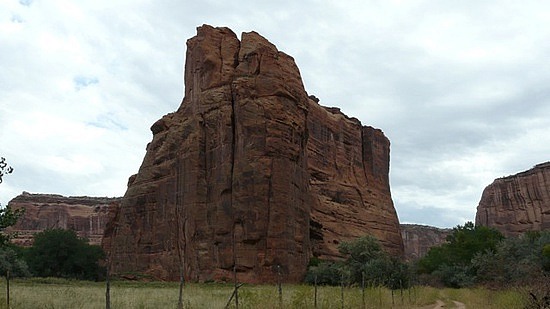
[104,25,403,283]
[475,162,550,237]
[6,192,119,246]
[400,224,451,260]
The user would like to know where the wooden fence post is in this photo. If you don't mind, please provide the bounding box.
[340,272,344,309]
[277,265,283,308]
[105,261,111,309]
[314,274,318,309]
[361,272,365,309]
[6,269,10,309]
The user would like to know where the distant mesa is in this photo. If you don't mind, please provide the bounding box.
[6,192,121,247]
[102,24,403,283]
[475,162,550,237]
[400,224,451,261]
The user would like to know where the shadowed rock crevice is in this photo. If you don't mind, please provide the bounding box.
[104,25,403,283]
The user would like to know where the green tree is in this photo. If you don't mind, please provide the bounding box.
[304,260,342,285]
[0,157,14,184]
[0,246,30,277]
[25,229,105,280]
[305,235,410,289]
[416,221,504,287]
[339,235,388,284]
[0,157,24,247]
[472,231,550,286]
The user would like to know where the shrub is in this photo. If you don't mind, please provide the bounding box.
[305,235,410,289]
[0,246,30,277]
[304,260,342,286]
[25,228,105,280]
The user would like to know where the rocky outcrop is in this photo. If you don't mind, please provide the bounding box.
[475,162,550,237]
[400,224,451,260]
[307,106,403,259]
[104,25,403,283]
[6,192,120,246]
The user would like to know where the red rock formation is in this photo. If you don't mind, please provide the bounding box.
[6,192,120,246]
[475,162,550,237]
[104,25,403,283]
[307,105,402,259]
[400,224,451,261]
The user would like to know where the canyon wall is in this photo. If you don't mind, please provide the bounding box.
[475,162,550,237]
[104,25,403,283]
[6,192,120,246]
[400,224,450,260]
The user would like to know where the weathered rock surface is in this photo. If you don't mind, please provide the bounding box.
[307,106,403,259]
[6,192,120,246]
[104,25,403,283]
[400,224,451,260]
[475,162,550,237]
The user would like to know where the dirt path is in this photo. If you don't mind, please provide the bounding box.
[421,299,466,309]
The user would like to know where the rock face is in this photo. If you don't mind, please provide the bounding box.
[6,192,120,246]
[104,25,403,283]
[475,162,550,237]
[400,224,451,261]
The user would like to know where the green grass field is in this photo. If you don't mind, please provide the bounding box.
[0,278,528,309]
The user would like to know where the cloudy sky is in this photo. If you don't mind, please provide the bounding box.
[1,0,549,228]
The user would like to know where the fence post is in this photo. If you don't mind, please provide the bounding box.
[314,274,318,309]
[400,279,404,304]
[361,272,365,309]
[178,266,184,309]
[6,269,10,309]
[378,282,382,307]
[234,265,239,309]
[340,272,344,309]
[105,262,111,309]
[277,265,283,308]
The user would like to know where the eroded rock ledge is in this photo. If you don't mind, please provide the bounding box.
[475,162,550,237]
[104,25,403,283]
[6,192,120,246]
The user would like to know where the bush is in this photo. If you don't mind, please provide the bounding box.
[304,260,342,285]
[305,235,410,289]
[472,231,550,286]
[25,229,105,280]
[416,221,504,287]
[0,246,30,277]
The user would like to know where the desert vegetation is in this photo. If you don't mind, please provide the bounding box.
[0,277,531,309]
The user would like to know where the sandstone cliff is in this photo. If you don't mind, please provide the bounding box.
[475,162,550,237]
[6,192,120,246]
[104,25,403,283]
[400,224,450,260]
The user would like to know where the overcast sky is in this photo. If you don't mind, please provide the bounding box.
[1,0,549,228]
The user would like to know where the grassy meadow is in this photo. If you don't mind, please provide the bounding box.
[0,278,528,309]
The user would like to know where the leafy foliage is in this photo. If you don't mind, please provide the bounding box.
[304,260,342,285]
[25,228,105,280]
[472,231,550,286]
[417,222,550,288]
[0,156,14,184]
[305,235,409,289]
[0,245,31,277]
[416,221,504,287]
[0,157,24,247]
